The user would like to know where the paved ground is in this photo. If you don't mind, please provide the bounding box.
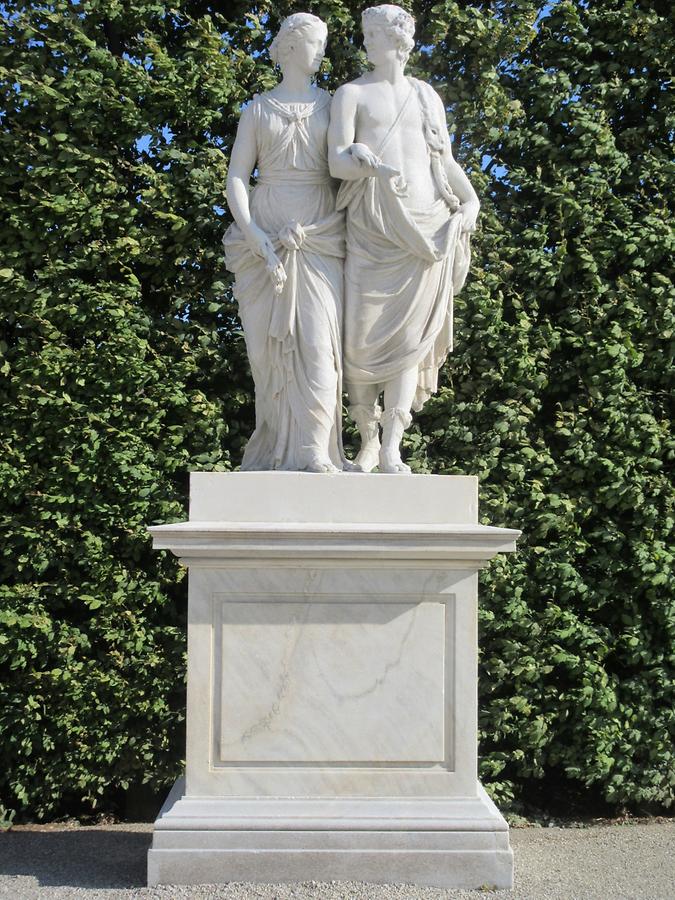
[1,821,674,899]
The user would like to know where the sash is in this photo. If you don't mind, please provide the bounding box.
[376,82,415,156]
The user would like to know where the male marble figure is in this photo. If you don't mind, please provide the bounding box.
[329,4,480,473]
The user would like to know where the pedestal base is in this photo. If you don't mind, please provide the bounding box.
[148,778,513,889]
[147,474,520,890]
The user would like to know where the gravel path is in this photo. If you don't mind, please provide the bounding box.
[1,821,674,899]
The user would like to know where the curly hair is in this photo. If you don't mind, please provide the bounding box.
[269,13,327,67]
[362,5,416,63]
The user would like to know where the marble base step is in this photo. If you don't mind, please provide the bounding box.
[147,778,514,889]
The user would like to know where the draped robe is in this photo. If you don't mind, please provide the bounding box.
[223,90,346,470]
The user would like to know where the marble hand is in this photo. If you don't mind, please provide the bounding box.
[350,143,401,181]
[375,162,401,179]
[246,222,286,292]
[264,247,287,295]
[460,200,479,234]
[350,141,380,169]
[246,222,275,258]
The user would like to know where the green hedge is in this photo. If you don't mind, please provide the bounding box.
[1,0,673,820]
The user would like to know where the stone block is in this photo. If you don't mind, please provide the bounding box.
[147,473,520,889]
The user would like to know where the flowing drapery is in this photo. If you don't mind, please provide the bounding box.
[223,91,346,470]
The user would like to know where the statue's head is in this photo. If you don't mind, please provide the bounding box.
[361,5,415,67]
[269,12,328,75]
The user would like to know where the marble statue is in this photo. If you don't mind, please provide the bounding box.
[223,13,348,473]
[329,4,480,473]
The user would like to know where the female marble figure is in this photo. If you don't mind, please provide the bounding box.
[223,13,347,473]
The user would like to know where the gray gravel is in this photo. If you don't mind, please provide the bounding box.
[1,821,674,900]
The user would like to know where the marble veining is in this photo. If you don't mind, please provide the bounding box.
[216,598,446,763]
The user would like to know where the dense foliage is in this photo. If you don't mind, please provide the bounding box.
[1,0,673,820]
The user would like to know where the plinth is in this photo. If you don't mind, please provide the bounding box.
[147,472,520,889]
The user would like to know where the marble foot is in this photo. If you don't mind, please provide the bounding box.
[304,458,341,473]
[353,443,380,472]
[378,449,412,473]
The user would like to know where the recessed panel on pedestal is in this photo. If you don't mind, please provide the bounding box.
[213,595,446,764]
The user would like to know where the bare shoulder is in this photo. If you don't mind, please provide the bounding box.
[334,80,366,100]
[332,80,364,111]
[234,97,258,133]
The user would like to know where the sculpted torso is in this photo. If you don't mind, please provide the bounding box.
[345,77,441,207]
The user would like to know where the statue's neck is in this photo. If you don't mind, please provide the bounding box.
[372,59,407,86]
[274,68,317,103]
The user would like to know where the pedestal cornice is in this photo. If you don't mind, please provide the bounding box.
[148,520,520,564]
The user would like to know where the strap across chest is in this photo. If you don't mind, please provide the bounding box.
[375,81,416,156]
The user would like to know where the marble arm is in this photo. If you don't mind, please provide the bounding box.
[226,107,263,244]
[226,106,284,283]
[445,154,480,208]
[328,86,383,181]
[446,153,480,233]
[430,93,480,230]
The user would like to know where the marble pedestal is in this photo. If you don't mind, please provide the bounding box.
[147,472,520,889]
